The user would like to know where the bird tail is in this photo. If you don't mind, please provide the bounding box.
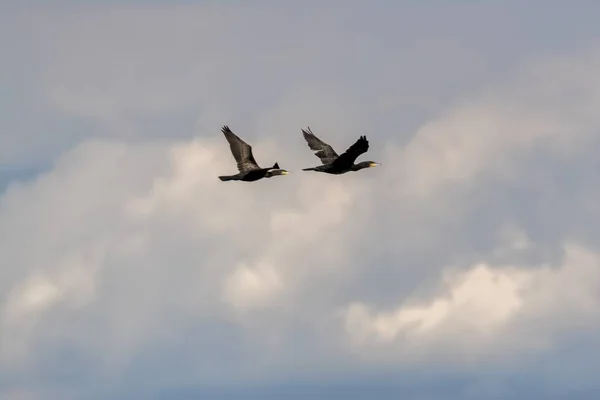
[219,175,235,181]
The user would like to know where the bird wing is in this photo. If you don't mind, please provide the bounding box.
[302,127,339,165]
[330,135,369,168]
[221,125,261,172]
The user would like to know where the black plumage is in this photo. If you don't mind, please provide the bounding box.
[218,125,289,182]
[301,127,379,174]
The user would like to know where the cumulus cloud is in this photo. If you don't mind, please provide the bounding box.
[2,2,600,398]
[397,49,600,198]
[343,243,600,363]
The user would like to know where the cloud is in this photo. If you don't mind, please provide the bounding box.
[2,2,600,398]
[396,49,600,198]
[343,243,600,363]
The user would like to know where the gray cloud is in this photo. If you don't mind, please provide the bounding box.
[2,2,600,399]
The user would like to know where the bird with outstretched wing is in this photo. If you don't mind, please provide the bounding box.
[301,127,378,174]
[218,125,289,182]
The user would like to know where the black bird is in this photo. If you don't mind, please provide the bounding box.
[301,127,379,174]
[218,125,289,182]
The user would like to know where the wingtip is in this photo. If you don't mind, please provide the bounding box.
[221,125,231,133]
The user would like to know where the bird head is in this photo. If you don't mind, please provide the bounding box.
[266,163,289,177]
[352,161,380,171]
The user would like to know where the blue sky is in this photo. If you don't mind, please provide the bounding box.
[2,1,600,399]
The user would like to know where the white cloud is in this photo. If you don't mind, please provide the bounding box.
[342,243,600,365]
[396,49,600,198]
[2,3,600,397]
[223,262,284,311]
[0,130,367,377]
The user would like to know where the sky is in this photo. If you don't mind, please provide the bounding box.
[2,1,600,399]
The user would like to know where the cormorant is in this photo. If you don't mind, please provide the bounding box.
[218,125,289,182]
[300,127,379,174]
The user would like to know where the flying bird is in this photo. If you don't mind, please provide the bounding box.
[218,125,289,182]
[301,127,379,174]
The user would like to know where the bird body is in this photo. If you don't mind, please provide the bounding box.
[301,161,375,174]
[218,126,289,182]
[301,127,379,174]
[219,162,284,181]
